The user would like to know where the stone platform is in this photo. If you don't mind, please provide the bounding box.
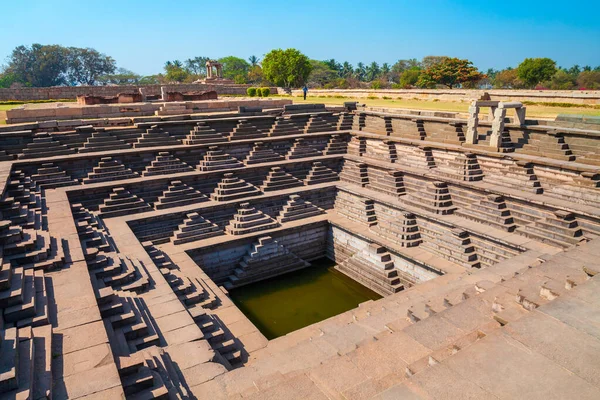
[0,103,599,399]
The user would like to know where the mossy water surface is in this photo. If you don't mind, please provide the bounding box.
[229,258,382,340]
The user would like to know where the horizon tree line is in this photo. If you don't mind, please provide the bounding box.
[1,44,599,90]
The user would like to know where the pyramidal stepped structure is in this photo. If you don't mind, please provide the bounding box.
[277,195,325,223]
[225,203,279,235]
[261,167,303,192]
[244,142,284,165]
[197,147,244,171]
[172,212,223,244]
[211,173,262,202]
[155,180,208,209]
[142,152,194,176]
[83,157,139,184]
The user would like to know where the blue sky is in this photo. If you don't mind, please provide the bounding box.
[1,0,599,76]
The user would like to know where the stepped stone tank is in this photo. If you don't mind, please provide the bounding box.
[0,101,599,398]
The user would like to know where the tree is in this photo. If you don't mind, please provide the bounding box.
[5,44,69,87]
[391,59,420,83]
[421,56,449,69]
[493,69,524,88]
[308,60,338,87]
[0,71,19,88]
[517,58,557,88]
[417,57,484,89]
[248,55,260,67]
[549,70,576,90]
[355,62,366,81]
[164,60,189,82]
[577,71,600,89]
[65,47,116,86]
[341,61,353,78]
[323,59,342,76]
[185,56,209,75]
[365,62,381,81]
[97,68,142,85]
[262,48,312,88]
[218,56,250,81]
[398,68,421,88]
[381,63,391,80]
[247,65,264,85]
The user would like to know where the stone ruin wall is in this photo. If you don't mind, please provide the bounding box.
[290,88,600,105]
[0,83,279,101]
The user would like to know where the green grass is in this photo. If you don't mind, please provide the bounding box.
[0,98,75,105]
[274,95,600,119]
[0,104,18,111]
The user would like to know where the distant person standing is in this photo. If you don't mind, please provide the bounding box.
[302,85,308,100]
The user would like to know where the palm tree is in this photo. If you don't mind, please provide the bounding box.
[356,62,366,81]
[381,63,390,76]
[248,55,260,67]
[366,62,380,81]
[341,61,353,78]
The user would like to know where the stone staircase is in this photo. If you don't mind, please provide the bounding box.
[141,152,194,177]
[323,134,348,155]
[134,125,181,148]
[337,112,354,130]
[269,115,310,136]
[210,173,262,202]
[516,210,585,249]
[517,131,576,161]
[304,162,339,185]
[244,142,284,165]
[435,152,484,182]
[347,136,366,156]
[197,147,244,172]
[371,206,422,247]
[224,236,309,289]
[79,130,132,153]
[335,243,405,296]
[454,194,517,232]
[184,122,229,145]
[260,167,304,192]
[339,160,369,187]
[427,121,466,144]
[390,117,426,140]
[98,187,152,218]
[171,212,223,245]
[234,241,598,399]
[19,132,76,159]
[154,180,207,210]
[229,118,273,140]
[285,138,322,159]
[225,203,279,235]
[277,195,325,223]
[479,159,543,194]
[0,325,53,399]
[395,144,436,169]
[403,179,456,215]
[83,157,139,184]
[367,168,405,197]
[30,163,78,188]
[334,191,377,226]
[418,223,480,268]
[304,113,339,133]
[365,139,397,163]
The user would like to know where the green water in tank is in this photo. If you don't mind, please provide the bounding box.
[229,258,382,340]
